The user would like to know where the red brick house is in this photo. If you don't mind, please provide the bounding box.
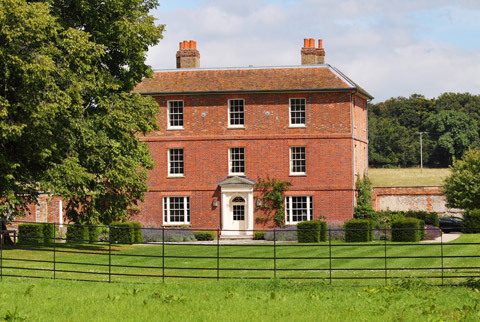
[133,38,372,236]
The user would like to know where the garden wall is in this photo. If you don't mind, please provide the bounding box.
[371,186,462,215]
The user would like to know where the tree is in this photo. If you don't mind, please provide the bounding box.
[1,0,164,225]
[443,149,480,210]
[425,110,479,167]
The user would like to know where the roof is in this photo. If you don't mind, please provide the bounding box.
[134,65,373,99]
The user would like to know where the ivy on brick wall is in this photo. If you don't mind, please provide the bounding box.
[255,177,291,227]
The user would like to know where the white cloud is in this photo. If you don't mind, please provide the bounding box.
[147,0,480,102]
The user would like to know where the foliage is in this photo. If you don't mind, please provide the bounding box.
[42,223,55,244]
[0,0,164,224]
[263,226,297,241]
[255,177,291,227]
[424,225,442,241]
[296,220,327,243]
[110,222,136,244]
[391,218,423,242]
[66,225,89,243]
[17,223,44,245]
[194,231,216,241]
[369,93,480,168]
[443,149,480,210]
[253,231,266,240]
[88,226,100,243]
[355,175,372,207]
[404,210,439,227]
[344,219,373,242]
[462,209,480,233]
[328,226,346,241]
[354,205,377,221]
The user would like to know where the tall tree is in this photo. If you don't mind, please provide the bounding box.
[0,0,164,224]
[443,149,480,210]
[425,110,479,167]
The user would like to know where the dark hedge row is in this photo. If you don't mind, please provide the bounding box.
[297,220,327,243]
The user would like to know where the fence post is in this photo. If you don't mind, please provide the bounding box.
[217,228,220,281]
[329,228,332,285]
[162,226,165,283]
[384,226,387,285]
[273,228,276,279]
[53,223,56,280]
[108,225,111,283]
[441,232,444,286]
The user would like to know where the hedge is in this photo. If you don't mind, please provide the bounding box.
[462,209,480,233]
[297,220,327,243]
[344,219,373,242]
[391,217,423,242]
[404,210,439,227]
[110,222,135,244]
[88,226,99,243]
[42,223,55,244]
[66,225,89,243]
[18,223,44,245]
[194,231,216,241]
[131,222,143,243]
[253,231,266,240]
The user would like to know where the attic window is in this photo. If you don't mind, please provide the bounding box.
[228,99,245,128]
[168,100,184,129]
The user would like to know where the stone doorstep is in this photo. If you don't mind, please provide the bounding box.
[219,234,253,240]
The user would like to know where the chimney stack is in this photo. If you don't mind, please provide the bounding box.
[176,40,200,68]
[301,38,325,65]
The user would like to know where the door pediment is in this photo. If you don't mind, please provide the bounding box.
[218,176,256,188]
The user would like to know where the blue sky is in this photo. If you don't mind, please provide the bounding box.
[147,0,480,102]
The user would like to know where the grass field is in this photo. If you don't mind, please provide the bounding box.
[368,168,450,187]
[0,277,479,321]
[1,234,479,285]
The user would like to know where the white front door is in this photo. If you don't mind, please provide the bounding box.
[231,197,246,233]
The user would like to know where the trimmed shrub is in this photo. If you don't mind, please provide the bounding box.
[391,218,423,242]
[164,229,196,242]
[405,210,439,227]
[264,226,297,241]
[66,225,89,243]
[18,223,44,245]
[88,226,100,243]
[254,231,266,240]
[462,209,480,233]
[131,222,143,243]
[194,231,216,241]
[42,223,55,244]
[110,222,135,244]
[297,220,327,243]
[344,219,372,242]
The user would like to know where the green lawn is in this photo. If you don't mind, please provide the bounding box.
[0,278,479,321]
[2,234,479,285]
[368,168,450,187]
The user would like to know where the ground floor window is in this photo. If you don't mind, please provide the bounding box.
[285,196,313,224]
[163,196,190,224]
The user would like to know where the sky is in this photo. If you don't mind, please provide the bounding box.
[147,0,480,102]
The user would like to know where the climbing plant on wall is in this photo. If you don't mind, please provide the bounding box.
[255,177,292,227]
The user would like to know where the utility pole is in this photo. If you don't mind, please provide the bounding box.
[417,132,428,171]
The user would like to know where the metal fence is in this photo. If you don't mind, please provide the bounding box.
[1,221,479,285]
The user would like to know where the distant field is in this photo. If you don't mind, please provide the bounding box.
[368,168,450,187]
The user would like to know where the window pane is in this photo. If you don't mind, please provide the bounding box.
[286,196,312,224]
[230,147,245,174]
[229,99,244,126]
[168,101,184,127]
[169,149,184,175]
[164,197,190,224]
[233,205,245,221]
[291,147,306,173]
[290,99,306,125]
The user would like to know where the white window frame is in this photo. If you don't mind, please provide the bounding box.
[168,148,184,177]
[290,146,306,176]
[229,147,245,176]
[228,99,245,129]
[163,196,190,225]
[289,98,306,128]
[285,196,313,224]
[167,100,184,130]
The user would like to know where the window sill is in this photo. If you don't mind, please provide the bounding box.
[289,173,307,177]
[167,127,184,131]
[227,126,245,129]
[162,223,190,226]
[167,175,185,179]
[229,173,246,177]
[289,125,306,128]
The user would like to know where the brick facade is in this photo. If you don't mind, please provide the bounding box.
[133,39,372,233]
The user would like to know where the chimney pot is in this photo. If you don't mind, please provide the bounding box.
[318,39,323,48]
[179,42,184,50]
[190,40,196,49]
[303,38,309,47]
[309,38,315,47]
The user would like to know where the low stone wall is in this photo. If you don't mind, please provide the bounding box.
[371,186,461,215]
